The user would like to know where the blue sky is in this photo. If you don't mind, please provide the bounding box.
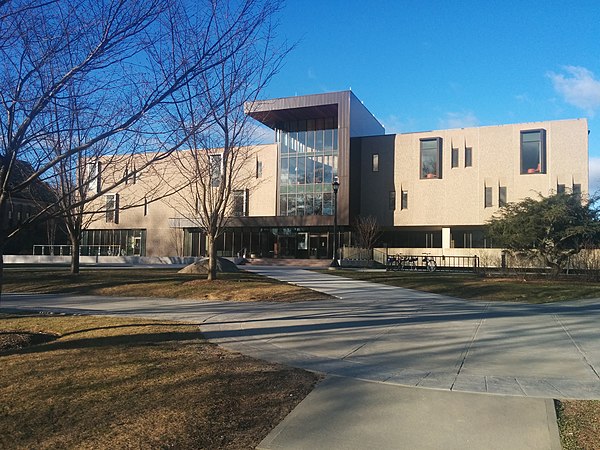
[259,0,600,190]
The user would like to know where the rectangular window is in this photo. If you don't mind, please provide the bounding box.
[232,189,249,217]
[389,191,396,210]
[451,148,459,168]
[88,161,101,193]
[484,186,493,208]
[143,197,148,216]
[372,153,379,172]
[105,194,119,223]
[256,159,263,178]
[401,190,408,210]
[209,153,223,187]
[465,147,472,167]
[573,183,582,197]
[521,129,546,174]
[557,184,566,194]
[420,138,442,179]
[499,186,507,207]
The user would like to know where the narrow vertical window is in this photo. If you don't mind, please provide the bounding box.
[256,159,263,178]
[573,184,582,197]
[420,138,442,179]
[209,153,223,187]
[143,197,148,216]
[88,161,101,193]
[499,186,507,207]
[484,186,493,208]
[232,189,249,216]
[451,148,459,168]
[401,190,408,210]
[557,184,566,194]
[388,191,396,210]
[105,194,119,223]
[372,153,379,172]
[465,147,472,167]
[520,129,546,174]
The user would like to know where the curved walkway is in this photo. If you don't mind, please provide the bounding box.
[6,267,596,448]
[4,267,600,399]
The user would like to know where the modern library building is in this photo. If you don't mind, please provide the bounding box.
[82,91,589,259]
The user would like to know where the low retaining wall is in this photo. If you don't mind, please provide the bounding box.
[4,255,199,265]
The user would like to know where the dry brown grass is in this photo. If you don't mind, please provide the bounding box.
[4,268,331,302]
[0,313,321,449]
[557,399,600,450]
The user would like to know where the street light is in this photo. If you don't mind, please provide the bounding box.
[331,176,340,267]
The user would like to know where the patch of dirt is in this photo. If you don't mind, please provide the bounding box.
[0,330,58,351]
[178,257,240,274]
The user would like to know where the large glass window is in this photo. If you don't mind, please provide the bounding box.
[420,138,442,179]
[277,116,338,216]
[521,129,546,174]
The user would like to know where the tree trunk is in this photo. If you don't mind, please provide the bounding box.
[70,235,80,275]
[207,234,217,281]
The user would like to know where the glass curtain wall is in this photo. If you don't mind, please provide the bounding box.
[277,117,338,216]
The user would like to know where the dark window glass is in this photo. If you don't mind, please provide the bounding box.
[105,194,118,223]
[401,191,408,210]
[389,191,396,210]
[232,190,248,217]
[420,138,442,179]
[573,184,582,197]
[372,153,379,172]
[451,148,459,168]
[521,130,546,174]
[465,147,472,167]
[557,184,566,194]
[499,186,507,207]
[209,154,222,187]
[485,187,493,208]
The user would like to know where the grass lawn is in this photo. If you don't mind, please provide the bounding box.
[3,268,331,302]
[321,270,600,303]
[0,313,321,449]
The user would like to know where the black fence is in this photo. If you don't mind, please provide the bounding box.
[385,254,480,273]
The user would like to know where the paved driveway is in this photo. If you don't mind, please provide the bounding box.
[4,266,600,399]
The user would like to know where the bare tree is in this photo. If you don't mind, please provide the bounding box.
[0,0,284,299]
[164,0,287,280]
[353,215,382,251]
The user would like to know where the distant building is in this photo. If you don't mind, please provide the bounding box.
[83,91,588,258]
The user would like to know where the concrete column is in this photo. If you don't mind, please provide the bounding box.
[442,227,451,249]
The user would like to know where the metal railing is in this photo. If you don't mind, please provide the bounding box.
[33,245,122,256]
[385,253,480,273]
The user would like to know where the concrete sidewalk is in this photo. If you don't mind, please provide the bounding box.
[257,377,561,450]
[6,266,598,449]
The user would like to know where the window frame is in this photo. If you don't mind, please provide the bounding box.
[451,147,459,168]
[105,193,119,223]
[520,129,546,174]
[232,189,249,217]
[420,137,442,179]
[499,186,507,207]
[465,147,472,167]
[372,153,379,172]
[484,186,493,208]
[388,191,396,211]
[401,190,408,210]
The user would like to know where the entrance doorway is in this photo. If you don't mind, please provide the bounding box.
[309,233,329,259]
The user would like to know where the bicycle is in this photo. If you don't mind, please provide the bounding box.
[422,253,437,272]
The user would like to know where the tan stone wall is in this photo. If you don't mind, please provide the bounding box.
[359,119,588,227]
[86,144,278,256]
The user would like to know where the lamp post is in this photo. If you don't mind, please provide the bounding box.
[331,177,340,267]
